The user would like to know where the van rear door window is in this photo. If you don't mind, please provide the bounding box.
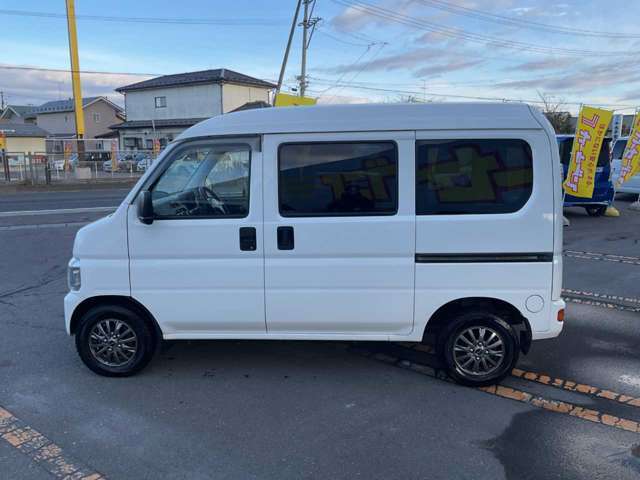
[416,139,533,215]
[278,142,398,217]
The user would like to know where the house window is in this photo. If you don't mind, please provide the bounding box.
[155,96,167,108]
[93,112,101,123]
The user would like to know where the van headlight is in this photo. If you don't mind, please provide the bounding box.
[67,258,81,291]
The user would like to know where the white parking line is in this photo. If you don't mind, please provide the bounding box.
[0,206,117,217]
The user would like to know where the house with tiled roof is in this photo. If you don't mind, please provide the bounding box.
[32,96,124,138]
[0,123,49,153]
[0,105,37,124]
[112,68,275,150]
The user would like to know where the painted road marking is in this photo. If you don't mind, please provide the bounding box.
[512,368,640,408]
[562,298,640,314]
[357,344,640,435]
[0,206,116,218]
[563,288,640,306]
[0,406,105,479]
[0,221,90,232]
[564,250,640,266]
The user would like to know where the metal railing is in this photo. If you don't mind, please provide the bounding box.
[1,150,159,185]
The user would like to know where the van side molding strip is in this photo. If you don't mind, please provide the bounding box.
[415,252,554,263]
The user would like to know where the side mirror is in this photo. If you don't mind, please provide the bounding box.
[137,190,154,225]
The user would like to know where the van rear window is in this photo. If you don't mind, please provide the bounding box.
[279,142,398,217]
[416,139,533,215]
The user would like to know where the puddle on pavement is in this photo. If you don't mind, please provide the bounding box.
[483,410,640,480]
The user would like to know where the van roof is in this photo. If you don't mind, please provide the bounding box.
[178,102,543,140]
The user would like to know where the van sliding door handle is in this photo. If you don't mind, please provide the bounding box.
[239,227,256,251]
[277,226,294,250]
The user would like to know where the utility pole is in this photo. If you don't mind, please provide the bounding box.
[276,0,302,99]
[299,0,310,97]
[65,0,86,162]
[299,0,319,97]
[0,91,5,110]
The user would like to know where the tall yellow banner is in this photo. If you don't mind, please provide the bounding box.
[563,106,613,198]
[616,114,640,187]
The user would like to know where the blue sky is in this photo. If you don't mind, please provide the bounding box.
[2,0,640,113]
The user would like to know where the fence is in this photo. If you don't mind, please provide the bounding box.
[1,150,159,185]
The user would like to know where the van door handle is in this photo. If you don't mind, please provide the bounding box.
[239,227,256,251]
[277,226,294,250]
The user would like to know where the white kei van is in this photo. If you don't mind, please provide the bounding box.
[64,103,565,386]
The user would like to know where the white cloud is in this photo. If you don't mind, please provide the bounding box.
[0,66,149,106]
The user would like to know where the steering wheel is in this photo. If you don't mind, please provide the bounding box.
[197,186,228,215]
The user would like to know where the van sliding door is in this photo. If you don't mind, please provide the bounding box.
[262,132,416,336]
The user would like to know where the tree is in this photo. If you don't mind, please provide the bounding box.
[537,92,573,134]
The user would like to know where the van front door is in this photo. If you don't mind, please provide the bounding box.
[128,138,265,337]
[263,132,415,336]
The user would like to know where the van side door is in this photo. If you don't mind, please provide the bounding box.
[128,138,265,337]
[262,132,415,336]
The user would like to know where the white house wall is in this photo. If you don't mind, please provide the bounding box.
[124,84,222,121]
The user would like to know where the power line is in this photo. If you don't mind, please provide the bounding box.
[0,8,284,26]
[316,29,372,47]
[308,77,639,109]
[414,0,640,39]
[0,64,158,76]
[325,43,387,103]
[331,0,640,57]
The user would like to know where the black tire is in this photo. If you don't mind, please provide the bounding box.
[75,304,157,377]
[438,311,519,387]
[585,205,606,217]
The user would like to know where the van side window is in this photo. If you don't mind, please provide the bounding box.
[151,143,250,218]
[416,139,533,215]
[278,142,398,217]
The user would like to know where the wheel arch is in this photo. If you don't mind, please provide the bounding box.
[423,297,532,354]
[69,295,163,343]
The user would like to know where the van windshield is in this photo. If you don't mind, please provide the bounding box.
[557,137,611,167]
[612,139,627,159]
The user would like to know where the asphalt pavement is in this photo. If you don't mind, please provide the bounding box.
[0,188,639,479]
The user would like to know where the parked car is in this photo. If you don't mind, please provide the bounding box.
[64,103,565,386]
[556,135,614,216]
[611,136,640,195]
[53,155,78,172]
[102,159,118,173]
[136,156,153,172]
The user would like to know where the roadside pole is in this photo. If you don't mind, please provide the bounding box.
[275,0,303,100]
[65,0,86,163]
[0,132,8,181]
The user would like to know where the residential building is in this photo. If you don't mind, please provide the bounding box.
[0,105,36,124]
[112,69,275,150]
[32,97,124,138]
[0,124,49,153]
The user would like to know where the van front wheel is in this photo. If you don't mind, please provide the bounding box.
[440,312,519,387]
[75,305,156,377]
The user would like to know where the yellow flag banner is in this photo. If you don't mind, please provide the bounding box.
[111,139,118,172]
[563,106,613,198]
[616,114,640,187]
[0,132,5,150]
[274,93,317,107]
[63,141,73,172]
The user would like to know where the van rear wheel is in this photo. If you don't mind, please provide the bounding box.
[75,305,156,377]
[439,312,519,387]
